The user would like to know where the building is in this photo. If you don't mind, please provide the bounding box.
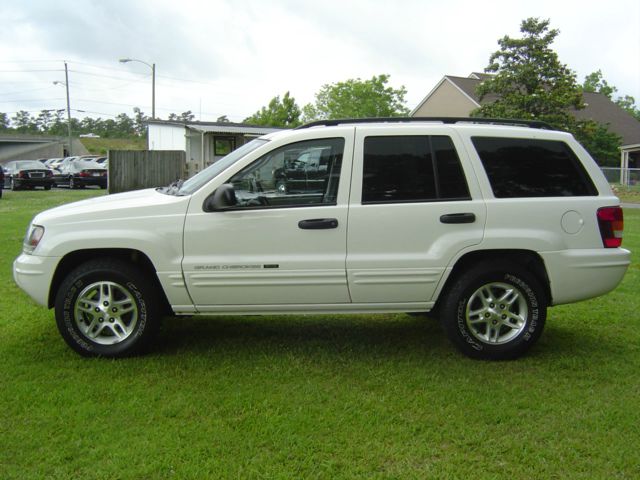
[411,73,640,174]
[147,120,283,173]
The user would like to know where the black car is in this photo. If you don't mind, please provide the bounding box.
[3,160,55,191]
[0,165,4,198]
[273,147,332,194]
[54,160,107,189]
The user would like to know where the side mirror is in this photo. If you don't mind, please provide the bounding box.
[203,183,237,212]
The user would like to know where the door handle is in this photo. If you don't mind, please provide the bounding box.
[440,213,476,224]
[298,218,339,230]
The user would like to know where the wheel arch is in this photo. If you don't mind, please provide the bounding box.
[434,249,551,310]
[48,248,173,314]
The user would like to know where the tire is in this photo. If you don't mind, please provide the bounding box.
[10,178,19,191]
[54,258,161,358]
[44,184,52,191]
[439,261,547,360]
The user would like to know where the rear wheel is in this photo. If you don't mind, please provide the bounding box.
[55,258,161,357]
[44,184,52,191]
[440,261,547,360]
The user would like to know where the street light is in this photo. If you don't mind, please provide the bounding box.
[119,58,156,119]
[53,61,72,155]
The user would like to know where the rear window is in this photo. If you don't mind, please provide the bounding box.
[471,137,597,198]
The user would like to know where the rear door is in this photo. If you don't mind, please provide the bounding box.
[346,126,486,304]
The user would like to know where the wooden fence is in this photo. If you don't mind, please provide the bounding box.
[108,150,186,194]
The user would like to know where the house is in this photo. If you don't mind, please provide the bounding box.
[146,120,283,172]
[411,72,640,177]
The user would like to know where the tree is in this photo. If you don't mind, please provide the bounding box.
[12,110,37,133]
[216,115,230,123]
[473,18,584,130]
[133,107,147,136]
[244,91,302,127]
[302,75,409,121]
[583,70,617,99]
[473,18,621,165]
[0,112,10,131]
[583,70,640,121]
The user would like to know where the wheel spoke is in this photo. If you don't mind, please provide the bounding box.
[74,281,139,346]
[498,288,519,306]
[505,311,525,328]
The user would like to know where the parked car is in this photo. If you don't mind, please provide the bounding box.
[3,160,54,190]
[13,118,630,359]
[54,160,107,189]
[44,158,64,169]
[94,157,108,165]
[0,165,4,198]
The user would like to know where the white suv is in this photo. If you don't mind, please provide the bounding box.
[13,118,630,360]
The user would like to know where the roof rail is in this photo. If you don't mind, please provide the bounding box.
[295,117,554,130]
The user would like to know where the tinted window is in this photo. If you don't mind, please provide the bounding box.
[229,138,344,208]
[362,136,470,203]
[472,137,597,198]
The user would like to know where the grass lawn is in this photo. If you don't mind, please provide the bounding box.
[80,136,147,155]
[1,189,639,479]
[613,185,640,204]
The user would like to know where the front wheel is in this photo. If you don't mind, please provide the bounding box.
[440,261,547,360]
[55,258,161,357]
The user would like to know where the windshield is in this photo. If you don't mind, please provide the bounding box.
[177,138,269,195]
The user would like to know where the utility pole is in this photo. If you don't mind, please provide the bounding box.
[64,62,72,155]
[152,62,156,119]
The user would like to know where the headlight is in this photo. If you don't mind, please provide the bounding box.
[23,224,45,254]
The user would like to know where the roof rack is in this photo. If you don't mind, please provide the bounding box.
[295,117,554,130]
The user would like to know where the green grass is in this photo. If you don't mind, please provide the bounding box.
[80,136,147,155]
[614,185,640,204]
[1,190,639,479]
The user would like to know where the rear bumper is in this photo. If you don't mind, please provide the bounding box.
[540,248,631,305]
[13,178,54,188]
[75,176,107,187]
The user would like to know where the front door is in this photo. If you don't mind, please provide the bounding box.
[182,133,354,308]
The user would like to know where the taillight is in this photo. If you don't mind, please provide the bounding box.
[46,170,53,177]
[79,171,89,177]
[19,171,27,178]
[597,206,623,248]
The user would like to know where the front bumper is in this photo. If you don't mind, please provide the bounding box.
[540,248,631,305]
[13,253,60,307]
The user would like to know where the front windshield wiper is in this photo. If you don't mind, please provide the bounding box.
[157,179,184,196]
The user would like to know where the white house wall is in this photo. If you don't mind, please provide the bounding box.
[148,124,187,151]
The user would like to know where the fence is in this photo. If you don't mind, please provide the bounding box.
[108,150,186,194]
[601,167,640,187]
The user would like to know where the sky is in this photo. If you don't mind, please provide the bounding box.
[0,0,639,124]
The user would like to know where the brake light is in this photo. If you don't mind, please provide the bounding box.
[19,171,27,178]
[79,171,89,177]
[597,206,623,248]
[46,170,53,177]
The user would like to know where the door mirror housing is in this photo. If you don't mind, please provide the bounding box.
[203,183,237,212]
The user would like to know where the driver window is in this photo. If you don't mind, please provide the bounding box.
[228,138,345,208]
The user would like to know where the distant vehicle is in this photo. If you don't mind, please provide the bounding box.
[79,133,101,138]
[3,160,54,190]
[0,165,4,198]
[54,159,107,189]
[44,158,64,168]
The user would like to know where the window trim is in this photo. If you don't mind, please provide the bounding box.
[471,136,598,198]
[223,137,345,211]
[361,134,472,205]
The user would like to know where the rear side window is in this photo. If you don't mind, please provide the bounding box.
[472,137,597,198]
[362,136,470,203]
